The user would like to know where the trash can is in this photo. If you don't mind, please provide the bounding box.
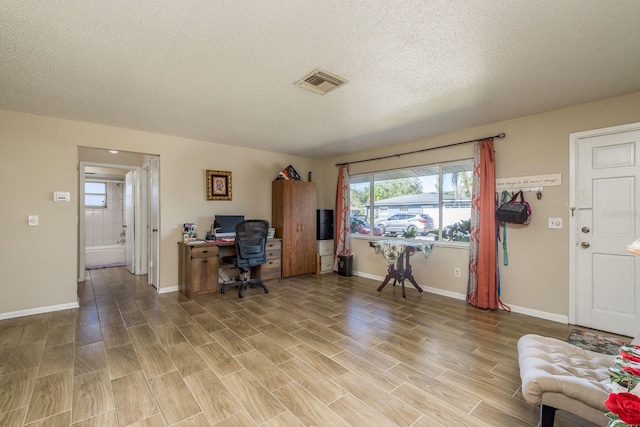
[338,254,353,277]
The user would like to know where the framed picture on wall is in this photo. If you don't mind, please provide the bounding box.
[206,170,232,201]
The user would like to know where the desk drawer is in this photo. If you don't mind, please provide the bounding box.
[266,240,281,251]
[320,255,333,272]
[189,246,218,258]
[259,264,281,281]
[317,240,334,256]
[265,248,281,260]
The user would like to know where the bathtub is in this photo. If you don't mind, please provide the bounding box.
[85,245,126,269]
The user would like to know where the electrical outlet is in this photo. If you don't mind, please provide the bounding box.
[454,268,461,277]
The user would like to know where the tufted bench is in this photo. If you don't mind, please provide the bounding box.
[517,334,616,427]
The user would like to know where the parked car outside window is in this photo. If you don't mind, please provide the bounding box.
[376,213,435,235]
[350,216,383,236]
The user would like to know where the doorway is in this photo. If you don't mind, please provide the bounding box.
[569,122,640,336]
[78,147,160,289]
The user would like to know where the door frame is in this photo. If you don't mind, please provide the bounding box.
[568,121,640,325]
[79,161,139,281]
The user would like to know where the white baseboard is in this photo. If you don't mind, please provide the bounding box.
[0,301,80,320]
[354,272,569,324]
[504,303,569,324]
[158,285,179,294]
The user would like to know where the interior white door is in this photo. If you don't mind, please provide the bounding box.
[136,168,148,275]
[148,157,160,288]
[125,170,135,274]
[575,128,640,337]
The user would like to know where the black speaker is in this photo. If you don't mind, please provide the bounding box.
[316,209,334,240]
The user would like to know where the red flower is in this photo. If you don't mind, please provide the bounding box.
[621,350,640,364]
[623,365,640,377]
[605,392,640,425]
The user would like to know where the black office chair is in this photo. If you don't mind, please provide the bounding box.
[220,219,270,298]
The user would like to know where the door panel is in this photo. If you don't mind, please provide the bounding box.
[575,128,640,336]
[149,158,159,288]
[593,177,634,235]
[125,171,135,274]
[592,254,634,318]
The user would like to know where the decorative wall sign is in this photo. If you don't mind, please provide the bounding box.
[207,170,232,201]
[495,173,561,191]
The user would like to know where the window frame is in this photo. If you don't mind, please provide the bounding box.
[85,181,108,208]
[348,159,472,246]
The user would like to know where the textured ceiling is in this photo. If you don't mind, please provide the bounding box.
[1,1,640,159]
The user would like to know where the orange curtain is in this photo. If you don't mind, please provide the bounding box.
[334,165,350,270]
[467,140,497,309]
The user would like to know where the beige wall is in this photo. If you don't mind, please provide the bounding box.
[2,91,640,319]
[322,91,640,320]
[0,110,322,315]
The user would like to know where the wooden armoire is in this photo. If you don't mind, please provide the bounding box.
[272,180,317,277]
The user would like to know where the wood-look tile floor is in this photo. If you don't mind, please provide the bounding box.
[0,267,617,426]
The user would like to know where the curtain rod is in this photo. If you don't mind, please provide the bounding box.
[335,132,505,166]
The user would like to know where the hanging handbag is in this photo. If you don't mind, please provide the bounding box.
[496,190,531,224]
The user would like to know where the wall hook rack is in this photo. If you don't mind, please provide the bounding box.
[507,187,543,198]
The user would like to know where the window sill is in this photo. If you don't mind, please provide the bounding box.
[348,234,470,249]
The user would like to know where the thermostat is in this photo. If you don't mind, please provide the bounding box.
[53,191,71,202]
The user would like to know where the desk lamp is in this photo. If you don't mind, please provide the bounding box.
[206,220,222,241]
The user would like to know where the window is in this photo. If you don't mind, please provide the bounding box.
[85,182,107,207]
[349,160,473,242]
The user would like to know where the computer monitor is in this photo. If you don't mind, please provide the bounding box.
[215,214,245,238]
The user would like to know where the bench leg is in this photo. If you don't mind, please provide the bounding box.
[540,404,556,427]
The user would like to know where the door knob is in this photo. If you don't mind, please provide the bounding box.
[581,242,590,249]
[581,226,590,233]
[152,228,158,232]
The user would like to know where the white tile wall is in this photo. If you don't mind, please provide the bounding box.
[85,181,125,247]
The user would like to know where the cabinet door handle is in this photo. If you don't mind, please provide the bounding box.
[202,260,208,263]
[202,250,208,254]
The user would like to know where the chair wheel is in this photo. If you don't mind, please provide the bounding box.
[239,293,244,298]
[264,289,268,293]
[220,288,225,294]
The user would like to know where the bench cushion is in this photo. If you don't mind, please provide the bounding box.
[517,334,615,414]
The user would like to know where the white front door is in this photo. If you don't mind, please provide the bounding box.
[125,170,135,274]
[572,124,640,337]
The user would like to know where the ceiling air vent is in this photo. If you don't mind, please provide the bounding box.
[295,69,348,95]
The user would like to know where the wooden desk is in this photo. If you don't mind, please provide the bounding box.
[178,239,281,298]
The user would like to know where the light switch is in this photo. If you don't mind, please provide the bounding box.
[548,217,562,229]
[28,215,38,226]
